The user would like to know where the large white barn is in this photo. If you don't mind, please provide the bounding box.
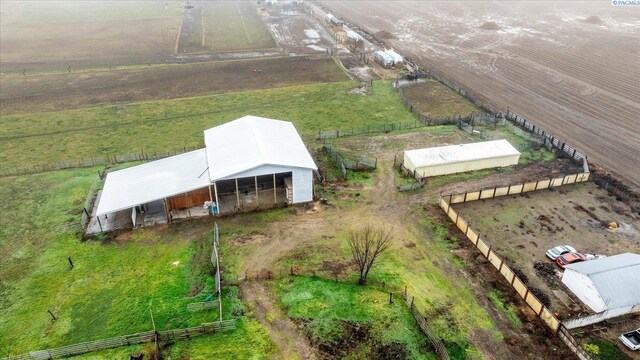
[91,116,316,232]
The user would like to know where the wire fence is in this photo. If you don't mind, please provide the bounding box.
[318,121,427,140]
[323,143,376,180]
[80,175,103,229]
[2,320,236,360]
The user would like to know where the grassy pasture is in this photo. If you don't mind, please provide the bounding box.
[401,80,485,118]
[0,1,183,73]
[0,81,418,170]
[194,1,276,52]
[0,168,276,357]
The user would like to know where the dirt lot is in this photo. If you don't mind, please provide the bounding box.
[320,1,640,190]
[0,1,183,73]
[262,5,335,54]
[0,56,347,115]
[455,182,640,318]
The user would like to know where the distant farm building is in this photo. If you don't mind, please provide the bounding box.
[346,30,364,49]
[325,13,341,26]
[384,49,403,66]
[374,50,394,68]
[562,253,640,318]
[403,139,520,178]
[90,116,316,233]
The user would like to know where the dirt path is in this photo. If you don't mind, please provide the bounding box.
[240,281,317,360]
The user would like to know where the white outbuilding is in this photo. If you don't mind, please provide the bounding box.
[91,116,317,232]
[561,253,640,328]
[384,49,403,65]
[403,139,520,179]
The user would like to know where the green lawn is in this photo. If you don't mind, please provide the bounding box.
[0,81,417,170]
[0,169,275,357]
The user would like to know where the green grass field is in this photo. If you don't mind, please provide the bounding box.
[0,168,276,357]
[0,81,419,170]
[275,277,436,359]
[401,80,485,118]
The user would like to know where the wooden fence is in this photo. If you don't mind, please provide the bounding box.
[403,288,450,360]
[438,173,594,360]
[2,320,236,360]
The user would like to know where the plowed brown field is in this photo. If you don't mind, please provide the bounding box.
[320,1,640,190]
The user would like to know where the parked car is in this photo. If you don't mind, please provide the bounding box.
[619,328,640,351]
[546,245,577,260]
[585,253,607,261]
[556,253,587,267]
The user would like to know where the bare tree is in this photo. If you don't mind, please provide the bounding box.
[348,225,394,285]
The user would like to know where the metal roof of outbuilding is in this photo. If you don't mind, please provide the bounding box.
[405,139,521,168]
[96,116,316,216]
[204,116,316,181]
[564,253,640,310]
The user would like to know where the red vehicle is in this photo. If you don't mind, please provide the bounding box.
[556,253,587,267]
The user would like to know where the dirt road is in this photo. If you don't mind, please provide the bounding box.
[320,1,640,190]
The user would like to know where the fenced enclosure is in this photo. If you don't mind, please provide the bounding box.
[318,121,427,140]
[187,300,220,312]
[438,173,595,360]
[2,320,236,360]
[395,81,482,127]
[323,143,377,180]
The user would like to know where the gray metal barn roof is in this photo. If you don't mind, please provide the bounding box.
[95,116,316,216]
[564,253,640,309]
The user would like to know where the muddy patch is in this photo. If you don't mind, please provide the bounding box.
[230,231,270,246]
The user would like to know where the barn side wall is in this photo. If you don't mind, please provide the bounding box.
[415,154,519,178]
[220,165,296,180]
[564,304,640,329]
[561,270,606,312]
[292,168,313,203]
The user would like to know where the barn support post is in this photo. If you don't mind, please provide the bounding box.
[97,216,104,232]
[208,186,213,204]
[213,183,220,215]
[273,174,277,204]
[185,192,191,218]
[164,198,171,224]
[255,176,259,209]
[235,178,240,210]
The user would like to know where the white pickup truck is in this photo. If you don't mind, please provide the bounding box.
[619,328,640,351]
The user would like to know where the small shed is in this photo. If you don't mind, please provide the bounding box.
[385,49,403,65]
[562,253,640,313]
[325,13,340,26]
[374,50,394,68]
[403,139,520,178]
[346,30,364,47]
